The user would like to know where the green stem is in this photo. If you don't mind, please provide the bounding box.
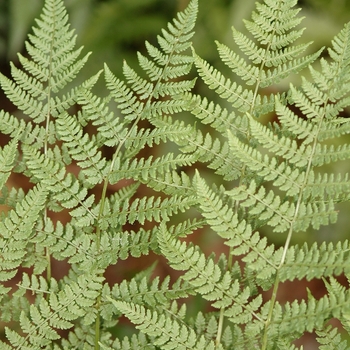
[95,295,101,350]
[215,247,234,348]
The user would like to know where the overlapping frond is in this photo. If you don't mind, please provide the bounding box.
[2,0,350,348]
[280,241,350,281]
[2,272,103,349]
[157,223,263,325]
[194,173,280,283]
[109,299,219,350]
[316,326,349,350]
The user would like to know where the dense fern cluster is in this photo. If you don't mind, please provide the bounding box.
[1,0,350,349]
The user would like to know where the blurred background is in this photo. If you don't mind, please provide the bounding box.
[1,0,350,348]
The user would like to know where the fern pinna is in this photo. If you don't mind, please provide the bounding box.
[1,0,350,349]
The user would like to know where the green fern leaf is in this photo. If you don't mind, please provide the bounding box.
[0,0,90,124]
[109,299,217,350]
[157,222,263,325]
[56,112,109,185]
[227,130,304,197]
[0,138,19,189]
[0,184,47,285]
[316,326,349,350]
[280,241,350,281]
[193,52,253,112]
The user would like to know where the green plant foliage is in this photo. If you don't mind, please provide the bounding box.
[2,0,350,349]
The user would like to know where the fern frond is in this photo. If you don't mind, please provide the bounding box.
[313,144,350,166]
[0,0,90,124]
[123,120,194,155]
[110,276,193,313]
[193,52,253,112]
[100,228,157,262]
[56,112,109,185]
[194,0,320,125]
[125,193,196,225]
[110,153,195,184]
[227,130,304,197]
[275,98,316,144]
[247,113,310,167]
[5,272,103,349]
[34,219,98,268]
[179,92,247,135]
[103,0,197,127]
[145,169,193,196]
[316,326,349,350]
[99,332,155,350]
[0,138,18,189]
[0,184,47,292]
[286,24,350,124]
[195,172,280,282]
[109,299,218,350]
[23,145,97,227]
[304,173,350,202]
[105,63,145,123]
[280,241,350,281]
[269,291,347,341]
[77,84,128,148]
[157,223,263,324]
[181,128,241,180]
[323,276,350,321]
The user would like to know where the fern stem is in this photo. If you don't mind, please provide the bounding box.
[95,296,101,350]
[216,308,225,348]
[44,15,55,286]
[44,130,52,283]
[216,246,234,347]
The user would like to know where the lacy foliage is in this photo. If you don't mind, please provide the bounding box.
[1,0,350,349]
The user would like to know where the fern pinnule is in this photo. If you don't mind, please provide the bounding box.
[316,326,349,350]
[77,85,127,148]
[227,130,305,196]
[0,184,48,284]
[0,138,18,189]
[157,222,263,325]
[280,241,350,281]
[195,173,280,282]
[109,298,219,350]
[247,113,311,167]
[110,275,193,313]
[56,112,109,186]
